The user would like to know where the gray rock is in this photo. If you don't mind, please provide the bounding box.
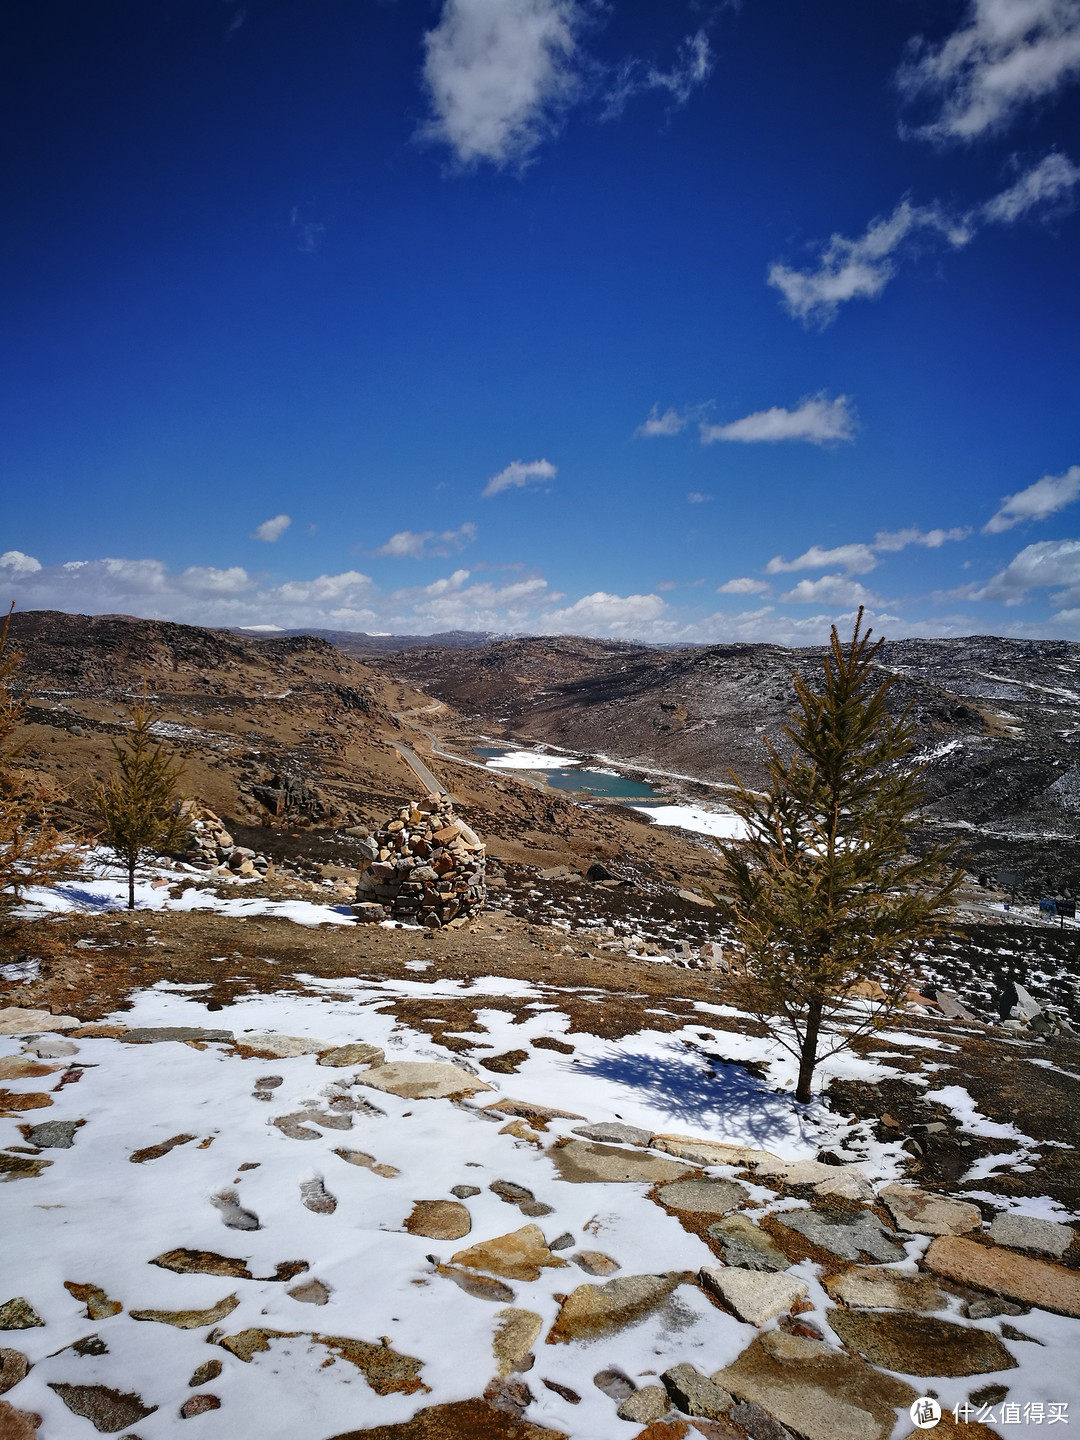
[0,1300,44,1331]
[656,1176,749,1216]
[358,1062,494,1099]
[211,1191,260,1231]
[549,1233,575,1251]
[549,1140,692,1185]
[700,1267,808,1325]
[572,1122,654,1147]
[828,1309,1017,1377]
[450,1185,481,1199]
[997,980,1043,1022]
[988,1212,1076,1259]
[729,1400,795,1440]
[234,1033,325,1057]
[121,1027,232,1045]
[617,1386,670,1423]
[317,1043,384,1068]
[879,1183,982,1237]
[662,1363,733,1419]
[593,1368,636,1401]
[773,1208,905,1262]
[0,1007,80,1036]
[707,1215,790,1272]
[25,1119,80,1149]
[25,1038,77,1057]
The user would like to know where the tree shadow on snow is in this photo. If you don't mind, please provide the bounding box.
[571,1042,801,1150]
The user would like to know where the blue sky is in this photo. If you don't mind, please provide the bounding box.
[2,0,1080,643]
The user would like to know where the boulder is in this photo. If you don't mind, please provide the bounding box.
[700,1267,808,1325]
[879,1184,982,1237]
[617,1387,670,1424]
[405,1201,472,1241]
[710,1331,915,1440]
[923,1235,1080,1317]
[661,1364,733,1419]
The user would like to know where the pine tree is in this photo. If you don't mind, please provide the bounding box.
[0,603,83,920]
[94,692,191,909]
[720,609,961,1104]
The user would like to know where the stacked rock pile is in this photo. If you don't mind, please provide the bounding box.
[352,795,485,928]
[177,801,270,879]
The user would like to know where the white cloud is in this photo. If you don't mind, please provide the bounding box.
[687,492,712,505]
[768,155,1078,326]
[718,577,770,595]
[483,458,557,497]
[0,550,42,574]
[536,590,667,636]
[766,543,879,576]
[375,523,477,559]
[897,0,1080,144]
[605,30,713,114]
[984,464,1080,532]
[953,536,1080,606]
[779,575,884,607]
[636,405,689,437]
[981,151,1080,222]
[251,514,291,543]
[873,525,971,550]
[700,393,856,446]
[178,566,252,595]
[420,0,585,168]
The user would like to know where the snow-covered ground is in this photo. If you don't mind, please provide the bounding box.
[632,804,748,840]
[3,977,1078,1438]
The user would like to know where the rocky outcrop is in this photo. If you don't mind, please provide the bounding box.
[352,796,486,928]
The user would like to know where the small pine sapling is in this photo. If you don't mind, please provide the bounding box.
[719,608,962,1103]
[94,691,191,909]
[0,603,83,922]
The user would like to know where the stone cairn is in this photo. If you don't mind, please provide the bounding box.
[177,800,270,879]
[352,794,485,928]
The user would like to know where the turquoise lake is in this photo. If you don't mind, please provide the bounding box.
[473,747,665,801]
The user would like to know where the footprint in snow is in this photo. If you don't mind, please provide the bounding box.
[300,1176,337,1214]
[212,1190,260,1230]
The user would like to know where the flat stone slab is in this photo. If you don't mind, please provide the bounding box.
[23,1039,77,1057]
[700,1266,808,1325]
[987,1212,1076,1259]
[652,1134,779,1168]
[232,1033,324,1057]
[828,1309,1017,1377]
[710,1331,915,1440]
[774,1208,905,1263]
[404,1200,472,1240]
[572,1123,654,1147]
[121,1026,232,1044]
[754,1157,868,1188]
[0,1008,80,1035]
[879,1183,982,1237]
[661,1363,733,1420]
[707,1215,790,1272]
[813,1170,873,1202]
[358,1062,495,1099]
[130,1294,239,1329]
[823,1267,946,1311]
[549,1140,692,1185]
[656,1176,749,1215]
[923,1235,1080,1317]
[317,1043,384,1068]
[546,1272,689,1344]
[485,1099,584,1122]
[451,1225,568,1282]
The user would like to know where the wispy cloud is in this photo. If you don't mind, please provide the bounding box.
[717,576,770,595]
[251,514,291,543]
[483,458,557,497]
[778,575,884,607]
[897,0,1080,144]
[983,464,1080,532]
[767,526,969,575]
[605,30,713,116]
[700,393,855,446]
[375,523,478,560]
[768,154,1080,326]
[636,404,691,437]
[687,491,712,504]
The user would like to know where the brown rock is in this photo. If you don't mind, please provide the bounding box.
[181,1394,221,1418]
[710,1331,915,1440]
[335,1148,399,1178]
[0,1093,51,1114]
[0,1350,29,1397]
[151,1248,252,1278]
[492,1309,542,1377]
[63,1283,122,1320]
[406,1201,472,1241]
[0,1058,56,1081]
[318,1044,385,1068]
[549,1141,692,1185]
[130,1294,239,1329]
[325,1397,568,1439]
[484,1100,584,1122]
[923,1235,1080,1317]
[829,1309,1016,1377]
[188,1360,222,1387]
[49,1383,157,1430]
[289,1280,331,1305]
[129,1133,196,1164]
[546,1272,689,1344]
[451,1225,568,1282]
[0,1400,39,1439]
[219,1330,426,1395]
[572,1251,620,1276]
[481,1051,529,1075]
[0,1155,51,1182]
[435,1265,516,1303]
